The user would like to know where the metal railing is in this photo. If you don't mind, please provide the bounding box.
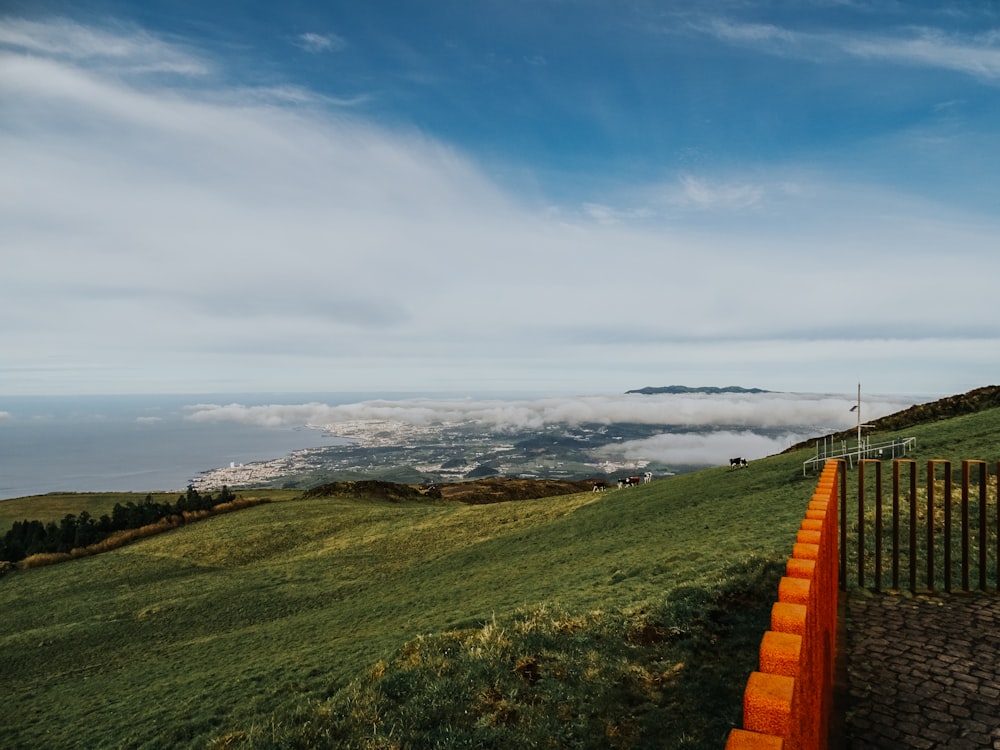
[803,436,916,475]
[840,459,999,593]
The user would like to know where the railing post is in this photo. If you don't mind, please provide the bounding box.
[875,463,883,591]
[927,461,935,592]
[944,464,953,593]
[961,462,970,591]
[926,460,951,593]
[892,460,916,591]
[859,460,883,591]
[857,463,866,589]
[979,461,988,591]
[962,460,988,591]
[898,461,918,593]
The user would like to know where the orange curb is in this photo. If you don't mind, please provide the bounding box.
[796,529,822,545]
[786,558,815,579]
[725,728,784,749]
[771,602,807,635]
[743,671,794,736]
[778,576,811,605]
[792,541,820,560]
[760,630,802,677]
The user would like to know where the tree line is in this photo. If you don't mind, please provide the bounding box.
[0,485,236,564]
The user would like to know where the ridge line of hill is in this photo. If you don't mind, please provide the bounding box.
[783,384,1000,453]
[625,385,772,395]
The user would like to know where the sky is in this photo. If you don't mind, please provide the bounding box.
[3,0,1000,398]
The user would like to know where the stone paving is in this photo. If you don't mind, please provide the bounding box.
[842,591,1000,749]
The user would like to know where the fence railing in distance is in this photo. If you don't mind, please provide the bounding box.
[726,459,842,750]
[841,459,999,592]
[803,436,915,475]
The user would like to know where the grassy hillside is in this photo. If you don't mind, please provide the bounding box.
[787,384,1000,454]
[2,400,998,749]
[0,491,179,530]
[0,489,304,530]
[793,395,1000,470]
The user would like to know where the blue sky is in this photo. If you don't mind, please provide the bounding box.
[2,1,999,397]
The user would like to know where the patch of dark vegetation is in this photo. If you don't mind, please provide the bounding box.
[464,463,500,479]
[784,384,1000,452]
[210,555,786,750]
[301,477,597,505]
[300,480,429,502]
[0,485,243,565]
[434,477,596,504]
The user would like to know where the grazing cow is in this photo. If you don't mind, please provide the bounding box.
[592,481,607,492]
[729,457,748,469]
[618,475,642,488]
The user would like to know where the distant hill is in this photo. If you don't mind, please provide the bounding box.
[626,385,773,395]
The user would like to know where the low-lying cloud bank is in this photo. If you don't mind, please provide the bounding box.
[184,391,929,467]
[185,391,922,432]
[595,430,812,467]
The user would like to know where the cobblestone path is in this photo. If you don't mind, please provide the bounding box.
[843,591,1000,749]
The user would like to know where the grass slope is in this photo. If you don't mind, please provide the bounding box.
[0,490,304,530]
[0,491,179,530]
[2,402,998,749]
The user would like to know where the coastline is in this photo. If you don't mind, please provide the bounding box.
[190,446,329,491]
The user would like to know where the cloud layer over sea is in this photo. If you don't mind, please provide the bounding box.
[185,390,927,466]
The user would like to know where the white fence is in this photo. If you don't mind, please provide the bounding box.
[802,436,916,475]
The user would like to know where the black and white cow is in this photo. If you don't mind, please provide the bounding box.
[729,457,748,469]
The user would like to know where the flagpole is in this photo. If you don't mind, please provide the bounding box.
[848,383,861,465]
[857,382,861,462]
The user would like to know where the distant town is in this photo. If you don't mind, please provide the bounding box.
[191,418,680,492]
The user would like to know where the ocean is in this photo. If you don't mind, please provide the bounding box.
[0,393,379,501]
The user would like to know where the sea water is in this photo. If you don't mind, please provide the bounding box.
[0,393,387,501]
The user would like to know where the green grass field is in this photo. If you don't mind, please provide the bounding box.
[2,405,998,749]
[0,489,304,530]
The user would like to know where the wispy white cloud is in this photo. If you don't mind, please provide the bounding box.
[295,31,346,54]
[0,16,208,75]
[843,27,1000,80]
[705,19,802,47]
[578,173,809,224]
[670,175,767,211]
[699,17,1000,81]
[581,202,653,224]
